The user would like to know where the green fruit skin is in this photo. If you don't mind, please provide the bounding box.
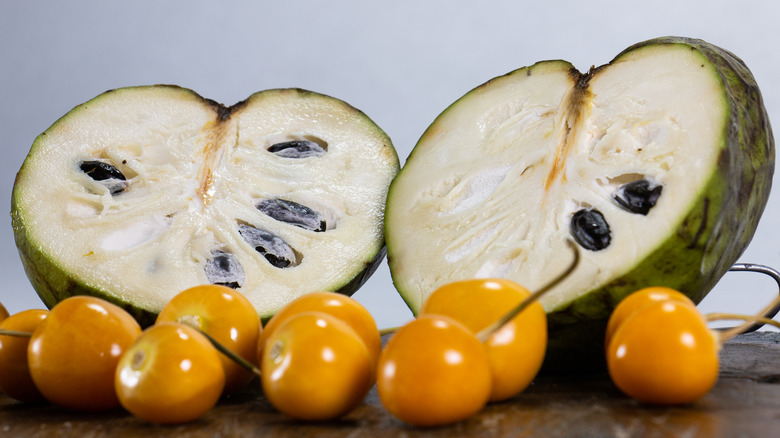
[544,37,774,371]
[11,85,396,327]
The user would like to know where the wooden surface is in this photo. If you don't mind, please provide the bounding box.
[1,332,779,438]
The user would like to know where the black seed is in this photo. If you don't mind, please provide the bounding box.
[257,199,326,232]
[204,250,245,288]
[80,160,126,181]
[217,281,241,289]
[614,180,663,215]
[571,208,611,251]
[238,224,297,268]
[268,140,326,158]
[80,160,127,194]
[264,253,290,268]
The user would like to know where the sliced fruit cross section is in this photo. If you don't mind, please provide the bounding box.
[12,86,399,323]
[385,37,774,362]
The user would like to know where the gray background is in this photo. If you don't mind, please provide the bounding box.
[1,1,779,331]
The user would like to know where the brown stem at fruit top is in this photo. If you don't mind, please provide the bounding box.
[0,329,32,338]
[714,263,780,343]
[195,328,262,377]
[476,239,580,343]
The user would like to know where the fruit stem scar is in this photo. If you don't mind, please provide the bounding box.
[713,263,780,342]
[178,314,203,330]
[269,340,283,363]
[476,239,580,342]
[544,70,593,191]
[131,350,146,370]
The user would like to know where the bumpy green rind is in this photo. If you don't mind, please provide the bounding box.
[544,37,774,370]
[11,85,398,327]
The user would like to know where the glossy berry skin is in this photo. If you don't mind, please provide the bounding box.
[115,322,225,424]
[376,314,492,427]
[156,284,261,392]
[28,296,142,411]
[420,278,546,402]
[0,309,48,402]
[606,300,720,405]
[605,286,695,349]
[261,311,373,421]
[258,291,380,368]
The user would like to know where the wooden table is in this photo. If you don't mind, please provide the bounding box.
[2,332,778,437]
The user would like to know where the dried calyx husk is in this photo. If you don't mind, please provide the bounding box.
[12,86,399,325]
[384,36,775,369]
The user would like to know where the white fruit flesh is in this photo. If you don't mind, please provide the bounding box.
[14,87,398,318]
[387,45,726,313]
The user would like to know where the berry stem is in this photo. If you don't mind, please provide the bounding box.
[195,329,262,377]
[475,239,580,343]
[707,313,780,328]
[379,327,400,336]
[714,263,780,342]
[0,329,32,338]
[707,313,780,343]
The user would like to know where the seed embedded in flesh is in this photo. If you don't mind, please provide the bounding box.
[238,224,297,268]
[570,208,611,251]
[204,250,245,289]
[80,160,128,194]
[614,180,663,215]
[256,199,326,232]
[268,140,326,158]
